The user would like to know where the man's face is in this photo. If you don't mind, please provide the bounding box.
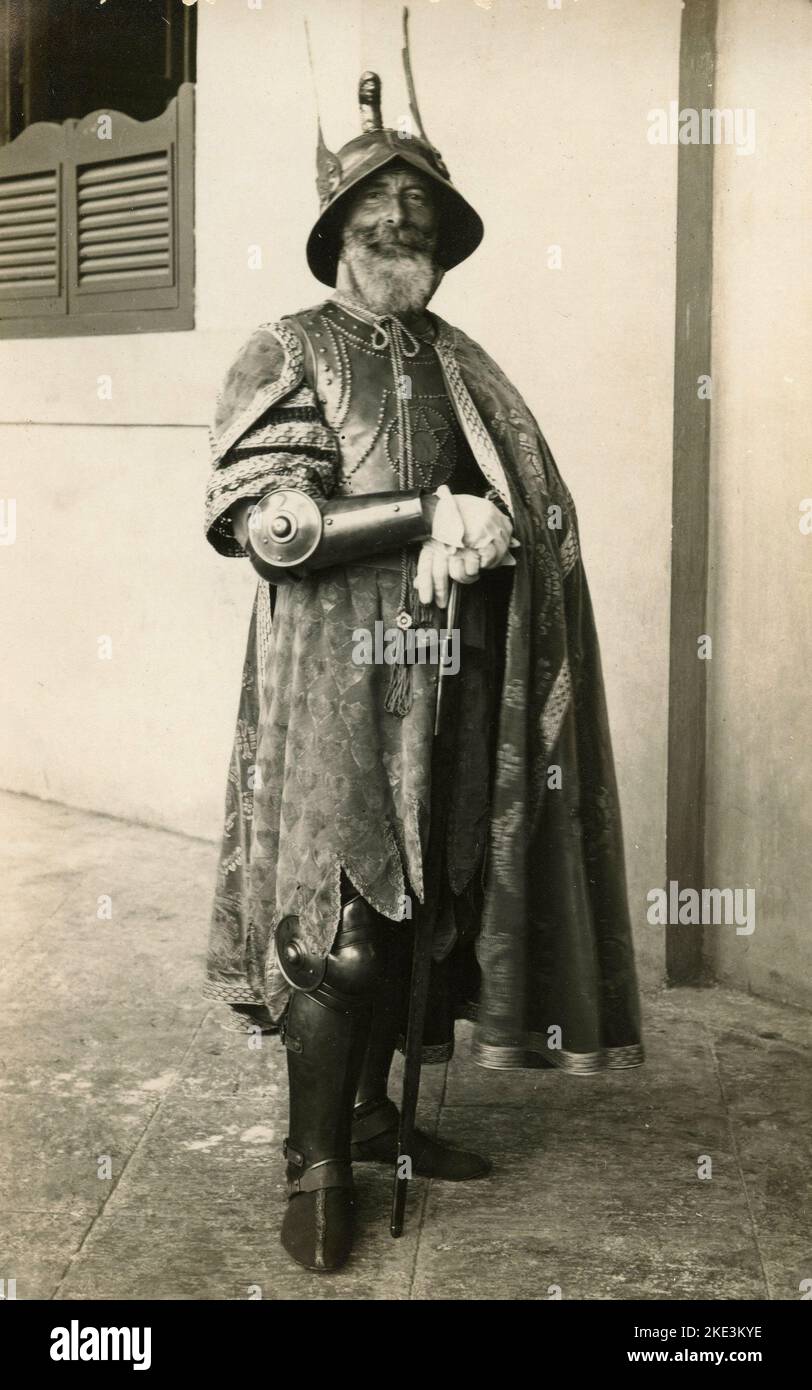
[338,162,442,317]
[342,164,438,256]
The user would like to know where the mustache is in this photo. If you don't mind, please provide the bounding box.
[346,226,434,255]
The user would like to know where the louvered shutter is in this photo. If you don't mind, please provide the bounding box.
[76,153,173,291]
[0,124,67,325]
[67,87,193,325]
[0,85,193,337]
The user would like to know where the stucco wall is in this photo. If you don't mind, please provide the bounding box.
[705,0,812,1008]
[0,0,682,989]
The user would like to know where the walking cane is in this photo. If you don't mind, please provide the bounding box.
[391,579,461,1238]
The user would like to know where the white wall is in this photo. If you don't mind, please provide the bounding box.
[0,0,682,989]
[0,425,254,840]
[706,0,812,1008]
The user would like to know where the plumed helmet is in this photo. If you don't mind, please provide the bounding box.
[306,12,483,288]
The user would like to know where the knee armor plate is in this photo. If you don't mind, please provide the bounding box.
[275,897,386,1005]
[276,915,328,992]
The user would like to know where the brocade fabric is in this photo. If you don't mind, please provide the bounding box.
[203,298,645,1073]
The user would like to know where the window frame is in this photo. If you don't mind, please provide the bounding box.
[0,82,194,339]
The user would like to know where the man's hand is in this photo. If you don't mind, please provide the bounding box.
[414,539,482,609]
[453,494,515,569]
[430,488,515,570]
[418,489,518,605]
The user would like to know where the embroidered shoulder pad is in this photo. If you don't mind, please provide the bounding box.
[210,319,307,468]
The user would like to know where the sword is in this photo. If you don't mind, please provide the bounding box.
[391,579,461,1238]
[434,579,461,736]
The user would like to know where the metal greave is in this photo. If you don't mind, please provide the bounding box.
[354,922,411,1110]
[278,895,388,1190]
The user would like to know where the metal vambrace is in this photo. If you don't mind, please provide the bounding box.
[245,487,432,584]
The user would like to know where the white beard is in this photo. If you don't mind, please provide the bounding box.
[340,235,441,318]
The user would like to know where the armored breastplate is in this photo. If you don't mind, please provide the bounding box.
[294,299,484,497]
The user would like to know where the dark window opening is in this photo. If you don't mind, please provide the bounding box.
[1,0,196,147]
[0,0,196,337]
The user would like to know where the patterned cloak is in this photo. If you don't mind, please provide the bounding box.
[203,302,644,1073]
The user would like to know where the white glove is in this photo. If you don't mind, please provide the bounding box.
[432,487,516,568]
[430,485,466,549]
[454,493,515,568]
[415,539,482,608]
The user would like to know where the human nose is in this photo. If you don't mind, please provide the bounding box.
[381,193,406,227]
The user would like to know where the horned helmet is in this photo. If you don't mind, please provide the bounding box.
[306,9,483,287]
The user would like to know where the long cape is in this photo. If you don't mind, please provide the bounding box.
[204,309,644,1073]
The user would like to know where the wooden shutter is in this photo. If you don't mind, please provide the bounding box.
[0,123,67,326]
[66,85,194,329]
[0,85,193,337]
[76,152,173,291]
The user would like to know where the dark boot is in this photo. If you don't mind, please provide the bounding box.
[350,926,492,1182]
[352,1095,491,1181]
[277,894,385,1272]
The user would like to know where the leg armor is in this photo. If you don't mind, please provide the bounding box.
[347,900,492,1185]
[353,922,410,1110]
[276,885,387,1272]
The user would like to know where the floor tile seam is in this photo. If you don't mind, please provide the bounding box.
[707,1029,773,1301]
[407,1178,432,1301]
[407,1061,448,1299]
[654,985,812,1028]
[49,1008,213,1298]
[35,1209,99,1302]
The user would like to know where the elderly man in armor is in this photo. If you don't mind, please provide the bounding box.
[203,58,643,1273]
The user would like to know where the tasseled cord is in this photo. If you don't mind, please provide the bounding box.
[374,314,431,718]
[384,655,412,718]
[383,566,436,717]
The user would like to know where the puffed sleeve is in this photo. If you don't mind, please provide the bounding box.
[204,320,339,557]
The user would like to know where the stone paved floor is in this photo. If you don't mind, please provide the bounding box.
[1,791,809,1301]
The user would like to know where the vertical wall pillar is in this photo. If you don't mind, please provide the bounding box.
[666,0,718,984]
